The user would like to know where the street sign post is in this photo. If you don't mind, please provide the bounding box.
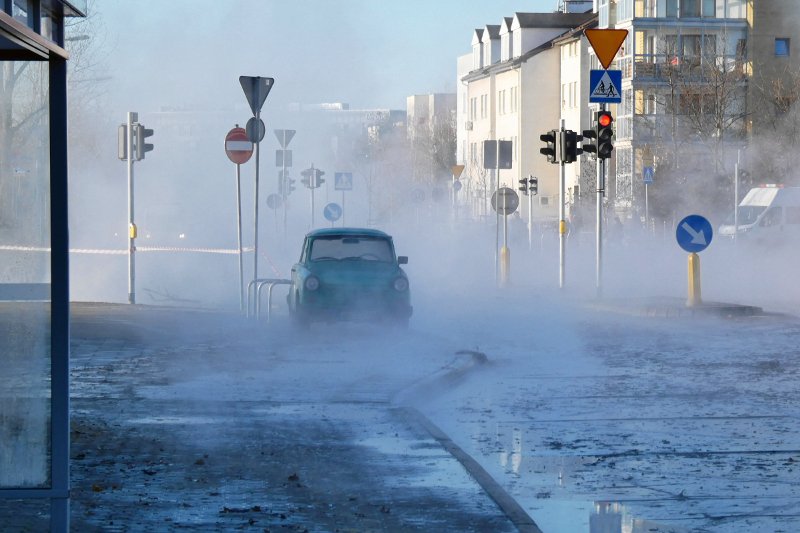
[225,126,252,312]
[239,76,274,285]
[273,129,295,238]
[323,202,342,226]
[589,69,623,104]
[225,127,253,165]
[676,215,713,253]
[584,29,628,70]
[334,172,352,225]
[491,187,519,288]
[676,214,713,307]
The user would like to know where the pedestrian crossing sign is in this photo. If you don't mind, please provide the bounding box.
[589,69,622,104]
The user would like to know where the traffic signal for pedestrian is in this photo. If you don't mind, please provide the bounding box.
[562,130,582,164]
[134,123,154,161]
[518,178,529,195]
[539,130,558,164]
[596,111,614,160]
[529,176,538,195]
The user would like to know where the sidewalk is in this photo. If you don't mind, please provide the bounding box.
[3,303,519,532]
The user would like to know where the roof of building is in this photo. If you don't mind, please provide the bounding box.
[512,12,594,30]
[461,12,598,81]
[484,25,501,40]
[471,28,484,45]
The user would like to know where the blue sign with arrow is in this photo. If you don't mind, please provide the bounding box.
[676,214,713,253]
[323,202,342,222]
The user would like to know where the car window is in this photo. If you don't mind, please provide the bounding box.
[760,207,782,227]
[724,205,765,225]
[309,236,394,262]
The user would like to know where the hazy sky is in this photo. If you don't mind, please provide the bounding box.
[96,0,557,113]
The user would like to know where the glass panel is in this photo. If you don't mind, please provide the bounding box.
[12,0,31,28]
[0,60,51,489]
[310,236,394,263]
[681,0,701,17]
[702,0,716,17]
[775,39,790,57]
[666,0,678,18]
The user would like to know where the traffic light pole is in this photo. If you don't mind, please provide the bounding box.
[559,119,566,289]
[596,103,606,298]
[127,111,137,305]
[235,161,244,312]
[282,131,288,241]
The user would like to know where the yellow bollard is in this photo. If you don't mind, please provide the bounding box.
[687,252,701,307]
[499,246,511,288]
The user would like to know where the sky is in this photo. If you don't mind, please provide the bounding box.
[95,0,558,112]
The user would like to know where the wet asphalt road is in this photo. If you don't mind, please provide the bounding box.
[2,303,520,532]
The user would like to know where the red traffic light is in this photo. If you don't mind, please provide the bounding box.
[598,112,613,128]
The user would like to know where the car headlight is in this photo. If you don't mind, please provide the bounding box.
[393,277,409,292]
[304,276,320,291]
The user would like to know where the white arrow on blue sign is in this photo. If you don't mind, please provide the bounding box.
[676,214,713,253]
[323,202,342,222]
[589,69,622,104]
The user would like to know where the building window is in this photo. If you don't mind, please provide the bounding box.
[775,38,790,57]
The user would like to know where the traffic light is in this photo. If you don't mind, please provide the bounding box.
[562,130,582,164]
[518,178,528,195]
[313,168,325,188]
[287,178,296,195]
[596,111,614,160]
[581,127,597,155]
[134,123,154,160]
[300,168,312,188]
[539,130,558,164]
[529,176,538,195]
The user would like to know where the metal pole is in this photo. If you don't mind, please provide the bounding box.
[235,162,244,313]
[342,189,346,226]
[253,110,261,282]
[645,183,649,233]
[559,118,566,289]
[311,165,316,228]
[528,184,533,251]
[734,149,740,245]
[596,104,606,298]
[596,150,605,298]
[127,111,137,304]
[282,131,288,241]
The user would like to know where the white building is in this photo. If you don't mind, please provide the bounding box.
[458,11,595,222]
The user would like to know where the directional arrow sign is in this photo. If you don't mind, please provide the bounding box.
[585,29,628,70]
[239,76,274,116]
[676,214,713,253]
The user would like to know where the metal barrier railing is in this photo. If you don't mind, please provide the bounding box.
[246,278,292,322]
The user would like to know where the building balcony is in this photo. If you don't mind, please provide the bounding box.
[621,113,746,144]
[620,54,747,83]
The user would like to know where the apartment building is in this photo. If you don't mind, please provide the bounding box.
[599,0,750,217]
[458,11,595,222]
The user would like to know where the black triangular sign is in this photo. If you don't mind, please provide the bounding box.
[239,76,274,116]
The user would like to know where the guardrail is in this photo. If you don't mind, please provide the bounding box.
[246,278,292,322]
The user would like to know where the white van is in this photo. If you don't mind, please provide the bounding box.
[718,185,800,244]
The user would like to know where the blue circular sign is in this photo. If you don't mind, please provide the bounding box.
[676,214,713,253]
[323,202,342,222]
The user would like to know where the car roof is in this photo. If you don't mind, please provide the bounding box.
[305,227,391,239]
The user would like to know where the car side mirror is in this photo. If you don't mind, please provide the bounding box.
[398,256,408,265]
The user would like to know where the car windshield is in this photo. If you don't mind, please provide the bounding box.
[309,236,394,262]
[723,205,766,226]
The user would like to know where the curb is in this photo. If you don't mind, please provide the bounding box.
[392,351,543,533]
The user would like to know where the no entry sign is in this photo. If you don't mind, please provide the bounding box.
[225,127,253,165]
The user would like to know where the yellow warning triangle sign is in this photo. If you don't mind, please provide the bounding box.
[585,29,628,70]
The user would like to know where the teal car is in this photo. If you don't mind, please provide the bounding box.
[287,228,412,326]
